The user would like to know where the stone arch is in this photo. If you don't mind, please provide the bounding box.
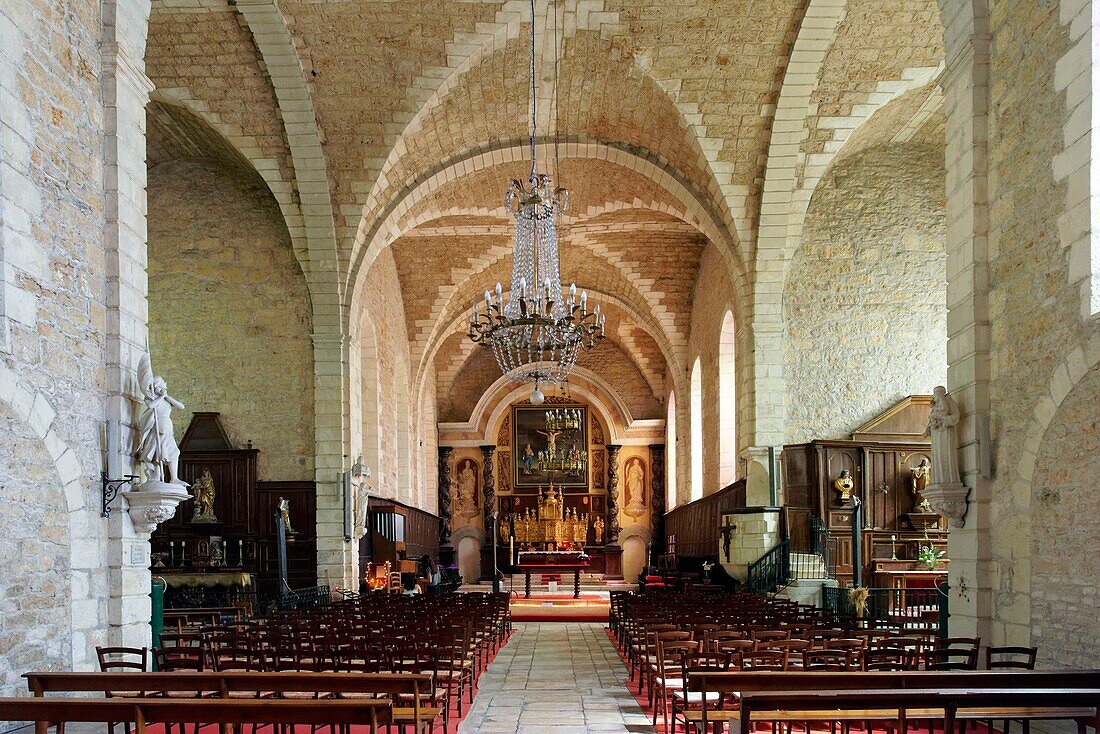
[0,362,97,675]
[347,140,749,339]
[1023,333,1100,666]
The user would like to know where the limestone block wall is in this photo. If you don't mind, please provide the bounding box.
[0,0,113,688]
[148,158,315,482]
[688,243,747,495]
[719,509,780,583]
[361,251,416,505]
[785,144,947,444]
[1030,365,1100,668]
[0,405,71,697]
[973,0,1100,655]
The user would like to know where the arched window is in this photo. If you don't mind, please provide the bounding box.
[719,310,737,486]
[666,391,677,510]
[690,358,703,502]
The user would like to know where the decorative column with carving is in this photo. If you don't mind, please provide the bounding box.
[438,447,454,548]
[650,444,666,560]
[480,445,496,535]
[606,444,622,544]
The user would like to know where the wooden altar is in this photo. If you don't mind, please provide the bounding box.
[515,551,590,599]
[782,396,947,586]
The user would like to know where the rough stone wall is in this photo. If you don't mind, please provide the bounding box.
[688,243,743,495]
[1030,364,1100,668]
[148,158,315,481]
[979,0,1100,650]
[0,0,111,682]
[361,251,413,504]
[0,405,70,698]
[785,144,947,444]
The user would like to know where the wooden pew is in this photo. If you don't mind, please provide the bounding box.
[677,678,1100,734]
[0,697,392,734]
[24,671,438,733]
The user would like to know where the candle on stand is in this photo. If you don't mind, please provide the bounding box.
[238,539,244,566]
[510,536,515,565]
[180,540,187,567]
[169,541,175,567]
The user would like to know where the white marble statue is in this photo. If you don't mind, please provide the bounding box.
[135,352,187,486]
[926,385,961,488]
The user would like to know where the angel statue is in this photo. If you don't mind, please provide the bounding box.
[135,353,186,486]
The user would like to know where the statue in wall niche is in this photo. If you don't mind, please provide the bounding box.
[135,352,187,487]
[832,469,854,503]
[624,457,647,518]
[910,457,933,513]
[454,458,480,519]
[593,515,605,544]
[191,468,219,523]
[926,386,963,489]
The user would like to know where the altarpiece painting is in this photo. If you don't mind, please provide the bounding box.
[512,404,589,491]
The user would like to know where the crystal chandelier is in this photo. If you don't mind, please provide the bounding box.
[467,0,604,405]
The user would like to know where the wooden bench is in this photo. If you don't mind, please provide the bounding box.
[24,671,439,732]
[0,697,392,734]
[679,673,1100,734]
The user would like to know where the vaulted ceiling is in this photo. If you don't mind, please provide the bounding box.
[146,0,946,422]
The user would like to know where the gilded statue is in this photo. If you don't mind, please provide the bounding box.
[593,515,605,544]
[910,457,932,512]
[191,468,218,523]
[833,469,854,502]
[278,497,294,533]
[135,352,186,486]
[499,515,511,543]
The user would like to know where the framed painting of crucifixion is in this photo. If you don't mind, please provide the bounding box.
[512,404,589,491]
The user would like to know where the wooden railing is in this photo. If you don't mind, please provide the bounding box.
[663,480,747,558]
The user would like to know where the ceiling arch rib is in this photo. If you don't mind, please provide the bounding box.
[348,140,749,338]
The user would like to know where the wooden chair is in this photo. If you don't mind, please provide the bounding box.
[927,637,981,671]
[985,646,1039,734]
[94,647,149,734]
[652,639,702,731]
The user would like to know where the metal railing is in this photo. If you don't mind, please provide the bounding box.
[278,585,332,611]
[789,517,837,582]
[746,539,790,594]
[822,583,949,637]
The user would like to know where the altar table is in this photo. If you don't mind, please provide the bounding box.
[516,562,589,599]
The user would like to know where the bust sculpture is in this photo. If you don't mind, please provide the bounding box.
[832,469,854,502]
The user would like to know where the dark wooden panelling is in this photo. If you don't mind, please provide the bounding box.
[255,482,317,593]
[663,480,747,559]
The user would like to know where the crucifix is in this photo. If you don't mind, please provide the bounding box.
[720,517,737,562]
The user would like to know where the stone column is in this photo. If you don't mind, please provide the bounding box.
[650,445,666,559]
[480,445,496,535]
[101,0,186,652]
[606,444,622,544]
[438,447,454,548]
[939,0,992,643]
[312,332,354,590]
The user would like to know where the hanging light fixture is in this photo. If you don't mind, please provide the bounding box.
[467,0,604,405]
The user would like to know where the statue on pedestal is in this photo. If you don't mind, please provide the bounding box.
[135,353,187,487]
[923,385,969,527]
[909,457,932,513]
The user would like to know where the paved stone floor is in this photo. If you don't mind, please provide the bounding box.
[458,622,655,734]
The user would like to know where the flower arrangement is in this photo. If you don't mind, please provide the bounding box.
[916,543,945,570]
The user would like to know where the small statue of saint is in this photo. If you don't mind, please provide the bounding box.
[926,386,962,488]
[910,457,933,512]
[521,443,536,475]
[278,497,294,534]
[624,458,646,518]
[191,468,219,523]
[593,515,605,544]
[499,515,511,543]
[833,469,854,502]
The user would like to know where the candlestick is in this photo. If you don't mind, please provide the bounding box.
[180,540,187,568]
[169,541,175,567]
[238,539,244,566]
[890,534,898,561]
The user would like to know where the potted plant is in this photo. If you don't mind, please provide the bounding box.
[916,542,945,571]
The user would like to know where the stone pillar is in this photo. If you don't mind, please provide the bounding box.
[606,444,622,544]
[650,445,666,559]
[480,445,496,536]
[939,0,992,642]
[312,332,354,590]
[101,0,177,651]
[438,447,454,548]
